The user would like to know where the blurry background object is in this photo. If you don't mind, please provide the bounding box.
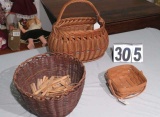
[0,1,7,29]
[19,16,50,50]
[0,0,12,16]
[7,0,37,30]
[0,30,8,50]
[155,0,160,6]
[10,0,37,19]
[147,0,154,3]
[0,1,8,50]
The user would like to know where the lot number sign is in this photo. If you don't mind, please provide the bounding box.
[113,44,143,62]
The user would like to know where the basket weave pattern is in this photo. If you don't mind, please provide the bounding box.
[48,0,109,62]
[13,53,85,117]
[105,65,147,99]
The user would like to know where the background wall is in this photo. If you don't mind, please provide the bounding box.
[0,0,155,32]
[36,0,155,32]
[35,0,52,32]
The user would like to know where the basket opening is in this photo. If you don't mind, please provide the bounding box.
[108,65,146,89]
[14,54,85,96]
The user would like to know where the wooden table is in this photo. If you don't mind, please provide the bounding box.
[41,0,160,34]
[0,42,42,55]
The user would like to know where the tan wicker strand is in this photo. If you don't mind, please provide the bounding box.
[30,75,73,97]
[48,0,109,62]
[105,64,147,99]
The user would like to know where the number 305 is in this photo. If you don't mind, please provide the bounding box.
[113,44,143,62]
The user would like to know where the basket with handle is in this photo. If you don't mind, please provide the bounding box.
[105,64,147,99]
[13,52,86,117]
[48,0,109,62]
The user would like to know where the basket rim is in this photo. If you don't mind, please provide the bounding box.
[54,17,106,31]
[105,64,147,86]
[105,64,147,80]
[13,52,86,100]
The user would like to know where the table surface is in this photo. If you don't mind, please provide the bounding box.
[1,28,160,117]
[41,0,160,34]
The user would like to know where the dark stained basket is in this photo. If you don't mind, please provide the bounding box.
[13,52,86,117]
[48,0,109,62]
[105,64,147,99]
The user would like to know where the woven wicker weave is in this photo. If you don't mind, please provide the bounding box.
[13,53,85,117]
[48,0,109,62]
[105,64,147,99]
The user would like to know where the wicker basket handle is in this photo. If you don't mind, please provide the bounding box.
[56,0,103,23]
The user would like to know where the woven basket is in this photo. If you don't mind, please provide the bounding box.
[105,64,147,99]
[48,0,109,62]
[13,53,85,117]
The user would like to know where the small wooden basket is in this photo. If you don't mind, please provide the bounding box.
[48,0,109,62]
[105,64,147,99]
[13,52,86,117]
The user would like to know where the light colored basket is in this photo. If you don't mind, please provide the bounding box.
[105,64,147,99]
[48,0,109,62]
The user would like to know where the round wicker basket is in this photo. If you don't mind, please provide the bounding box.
[13,52,86,117]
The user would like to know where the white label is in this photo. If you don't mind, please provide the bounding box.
[94,22,100,30]
[13,31,20,36]
[113,44,143,62]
